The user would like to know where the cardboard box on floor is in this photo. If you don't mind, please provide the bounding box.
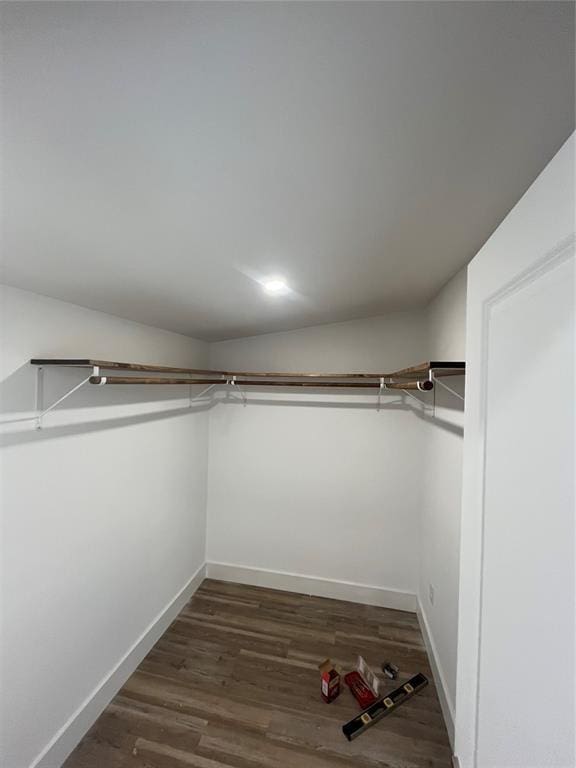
[318,658,342,703]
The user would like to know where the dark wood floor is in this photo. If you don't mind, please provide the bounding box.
[64,579,452,768]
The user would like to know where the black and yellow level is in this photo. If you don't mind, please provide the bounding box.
[342,672,429,741]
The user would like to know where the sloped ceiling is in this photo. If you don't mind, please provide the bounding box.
[1,1,574,340]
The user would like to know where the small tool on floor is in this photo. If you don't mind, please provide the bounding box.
[382,661,399,680]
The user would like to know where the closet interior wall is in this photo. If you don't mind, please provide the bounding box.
[419,266,467,746]
[0,285,211,768]
[206,311,428,606]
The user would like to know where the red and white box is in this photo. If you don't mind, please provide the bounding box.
[318,658,342,703]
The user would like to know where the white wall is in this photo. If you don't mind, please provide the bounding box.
[206,312,427,608]
[426,268,467,362]
[456,134,575,768]
[418,267,467,746]
[0,286,210,768]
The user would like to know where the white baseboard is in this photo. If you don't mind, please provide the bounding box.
[31,562,206,768]
[206,561,417,612]
[417,598,455,748]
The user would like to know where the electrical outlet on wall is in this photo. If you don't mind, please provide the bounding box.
[428,583,435,605]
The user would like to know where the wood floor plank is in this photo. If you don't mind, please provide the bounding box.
[134,738,239,768]
[122,671,273,731]
[173,615,294,647]
[193,593,261,610]
[165,623,291,658]
[266,710,449,768]
[110,695,208,731]
[198,723,366,768]
[64,580,452,768]
[181,609,336,645]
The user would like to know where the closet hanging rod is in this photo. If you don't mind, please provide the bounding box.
[89,376,434,390]
[31,359,465,380]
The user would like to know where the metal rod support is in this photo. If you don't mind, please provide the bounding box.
[192,383,218,402]
[89,376,435,389]
[35,366,44,413]
[402,389,427,408]
[36,374,93,429]
[432,374,465,402]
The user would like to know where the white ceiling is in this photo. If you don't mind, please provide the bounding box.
[1,2,574,341]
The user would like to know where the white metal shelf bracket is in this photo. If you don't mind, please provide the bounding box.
[377,377,385,411]
[35,366,98,430]
[226,375,247,406]
[431,372,465,402]
[190,382,218,407]
[402,388,427,408]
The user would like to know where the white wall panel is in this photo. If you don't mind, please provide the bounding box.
[0,286,210,768]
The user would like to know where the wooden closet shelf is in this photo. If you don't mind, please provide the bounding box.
[29,360,464,425]
[30,359,465,382]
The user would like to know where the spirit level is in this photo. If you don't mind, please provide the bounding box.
[342,672,428,741]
